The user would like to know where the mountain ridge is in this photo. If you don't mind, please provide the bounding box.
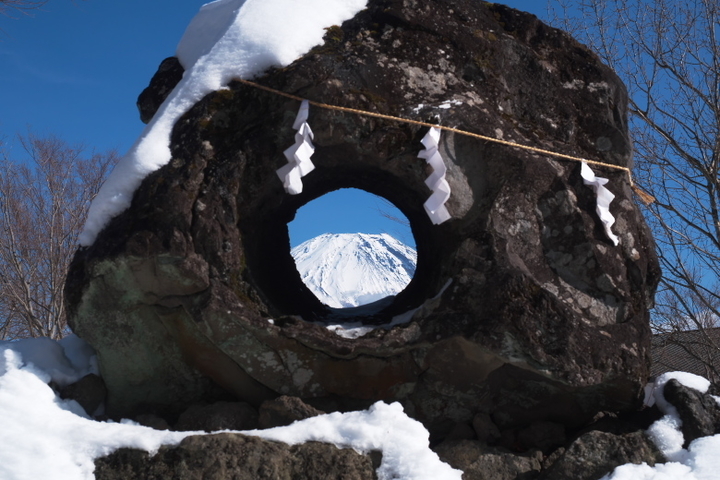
[291,233,417,308]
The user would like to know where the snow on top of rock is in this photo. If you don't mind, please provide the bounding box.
[248,401,462,480]
[0,337,461,480]
[79,0,367,246]
[291,232,417,309]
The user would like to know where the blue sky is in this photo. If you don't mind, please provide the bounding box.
[0,0,552,247]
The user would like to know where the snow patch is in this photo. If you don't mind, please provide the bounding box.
[246,401,463,480]
[602,371,720,479]
[79,0,367,246]
[292,232,416,309]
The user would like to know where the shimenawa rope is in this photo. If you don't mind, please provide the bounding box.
[236,78,656,205]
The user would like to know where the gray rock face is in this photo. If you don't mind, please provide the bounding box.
[258,395,325,429]
[174,401,259,432]
[434,440,543,480]
[136,56,184,124]
[663,379,720,446]
[58,374,106,417]
[538,430,664,480]
[94,433,378,480]
[66,0,660,435]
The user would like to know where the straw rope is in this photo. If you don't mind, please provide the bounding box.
[236,78,655,205]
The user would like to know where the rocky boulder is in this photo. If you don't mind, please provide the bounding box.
[94,433,379,480]
[662,378,720,446]
[537,430,664,480]
[66,0,660,436]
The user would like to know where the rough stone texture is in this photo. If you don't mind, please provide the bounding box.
[472,413,501,445]
[516,421,566,453]
[59,374,107,416]
[663,378,720,446]
[258,395,325,429]
[94,433,378,480]
[134,413,170,431]
[66,0,660,435]
[538,430,664,480]
[137,56,184,124]
[434,439,542,480]
[174,401,259,432]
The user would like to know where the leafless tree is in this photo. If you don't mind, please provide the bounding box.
[0,134,117,339]
[550,0,720,375]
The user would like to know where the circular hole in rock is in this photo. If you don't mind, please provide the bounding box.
[288,188,417,310]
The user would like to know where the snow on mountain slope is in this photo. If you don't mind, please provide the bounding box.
[291,233,417,308]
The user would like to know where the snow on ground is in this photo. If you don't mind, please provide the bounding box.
[601,372,720,480]
[248,402,462,480]
[79,0,367,246]
[2,335,720,480]
[0,336,461,480]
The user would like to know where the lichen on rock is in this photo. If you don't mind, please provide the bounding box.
[66,0,660,439]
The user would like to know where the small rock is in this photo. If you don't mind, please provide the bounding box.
[134,413,170,431]
[174,401,258,432]
[663,378,720,446]
[445,422,477,442]
[94,432,377,480]
[517,421,566,453]
[136,56,184,123]
[472,413,501,445]
[538,430,664,480]
[59,374,106,416]
[258,395,325,429]
[434,439,542,480]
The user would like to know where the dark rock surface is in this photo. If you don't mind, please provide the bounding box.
[137,56,184,124]
[174,401,259,432]
[537,430,664,480]
[258,395,325,429]
[663,378,720,446]
[59,373,107,416]
[434,439,543,480]
[66,0,660,436]
[94,433,378,480]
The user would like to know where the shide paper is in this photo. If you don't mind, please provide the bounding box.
[418,127,451,225]
[277,100,316,194]
[581,162,619,246]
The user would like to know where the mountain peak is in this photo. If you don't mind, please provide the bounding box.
[291,233,417,309]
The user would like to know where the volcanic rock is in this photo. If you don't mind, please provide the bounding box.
[537,430,664,480]
[258,395,325,429]
[434,440,543,480]
[66,0,660,436]
[94,433,378,480]
[662,378,720,446]
[136,56,184,124]
[174,401,259,432]
[59,373,107,417]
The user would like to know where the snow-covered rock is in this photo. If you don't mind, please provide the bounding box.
[291,233,416,308]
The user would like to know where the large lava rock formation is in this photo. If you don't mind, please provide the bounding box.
[66,0,660,437]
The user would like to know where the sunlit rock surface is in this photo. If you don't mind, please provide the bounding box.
[66,0,660,436]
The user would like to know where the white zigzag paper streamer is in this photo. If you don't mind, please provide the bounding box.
[418,127,451,225]
[581,162,620,246]
[277,99,315,195]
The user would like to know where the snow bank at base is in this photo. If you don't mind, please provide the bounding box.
[79,0,367,246]
[0,334,98,387]
[0,348,194,480]
[602,371,720,480]
[0,337,460,480]
[246,402,462,480]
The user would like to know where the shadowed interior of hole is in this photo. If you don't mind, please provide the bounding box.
[288,188,417,309]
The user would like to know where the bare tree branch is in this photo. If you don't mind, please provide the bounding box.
[551,0,720,381]
[0,133,117,339]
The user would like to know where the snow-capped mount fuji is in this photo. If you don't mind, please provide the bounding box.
[291,233,417,309]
